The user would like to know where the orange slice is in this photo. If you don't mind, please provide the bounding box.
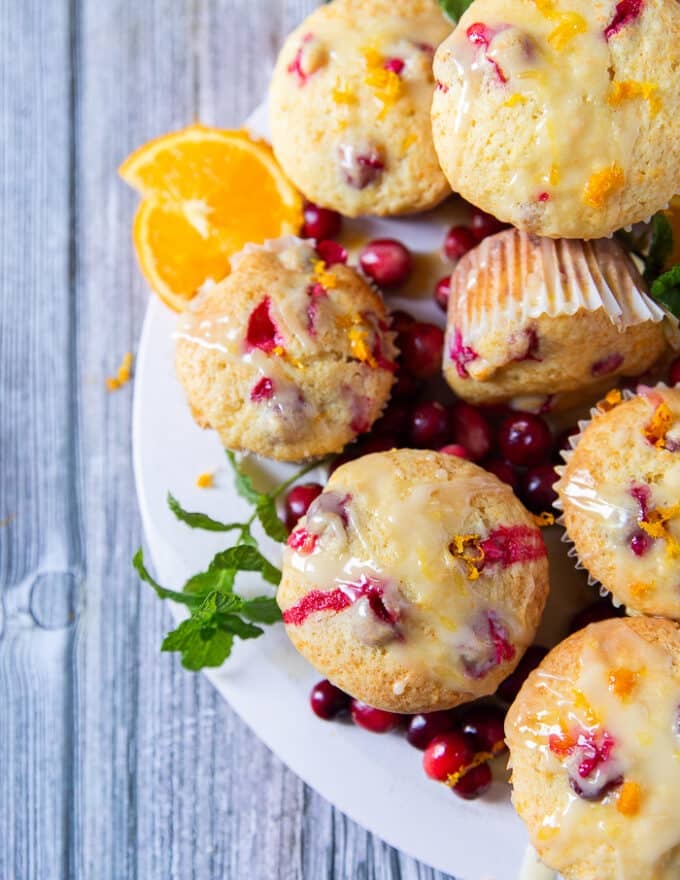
[119,125,303,312]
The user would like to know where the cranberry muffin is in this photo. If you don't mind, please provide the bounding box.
[175,238,396,461]
[443,229,674,414]
[557,385,680,619]
[270,0,452,217]
[432,0,680,238]
[278,449,550,712]
[506,617,680,880]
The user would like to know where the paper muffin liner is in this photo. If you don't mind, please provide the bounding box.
[449,229,679,354]
[553,384,673,607]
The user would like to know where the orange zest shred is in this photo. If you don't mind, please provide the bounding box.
[504,93,527,108]
[549,164,561,186]
[617,781,642,817]
[608,81,661,117]
[583,164,625,210]
[533,512,555,528]
[106,352,134,391]
[313,260,337,290]
[638,503,680,557]
[362,46,404,119]
[572,689,599,727]
[332,79,358,105]
[196,472,214,489]
[608,668,639,699]
[630,582,655,599]
[445,747,496,788]
[448,534,484,580]
[643,401,673,448]
[597,389,623,413]
[401,132,418,153]
[547,13,588,50]
[348,325,378,368]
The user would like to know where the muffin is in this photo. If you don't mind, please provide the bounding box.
[175,238,396,461]
[443,229,675,414]
[432,0,680,239]
[556,385,680,619]
[278,449,550,712]
[506,617,680,880]
[270,0,452,217]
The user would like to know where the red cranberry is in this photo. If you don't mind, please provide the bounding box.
[407,711,457,750]
[409,401,450,448]
[350,700,401,733]
[302,202,342,240]
[484,459,519,490]
[399,322,445,379]
[423,731,476,782]
[372,401,410,439]
[605,0,643,40]
[520,464,558,513]
[359,239,412,288]
[434,276,451,311]
[284,482,324,531]
[498,413,552,467]
[449,402,493,462]
[246,298,282,352]
[310,679,351,720]
[469,207,508,241]
[383,57,405,74]
[390,309,416,336]
[459,705,507,755]
[569,599,626,634]
[497,645,548,703]
[316,239,348,266]
[444,225,477,261]
[453,762,492,800]
[630,530,653,557]
[355,435,397,456]
[392,366,423,400]
[669,357,680,386]
[439,444,470,459]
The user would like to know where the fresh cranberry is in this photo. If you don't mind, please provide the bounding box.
[399,322,445,379]
[449,329,480,379]
[521,464,558,513]
[302,202,342,240]
[409,401,450,448]
[630,531,653,557]
[372,401,410,439]
[310,679,351,720]
[392,366,423,400]
[246,298,282,353]
[439,443,470,459]
[284,482,324,531]
[423,731,476,782]
[444,225,477,261]
[497,645,548,703]
[669,357,680,386]
[453,762,492,799]
[459,704,507,754]
[356,435,397,456]
[434,276,451,311]
[316,239,348,266]
[569,599,626,634]
[350,700,401,733]
[390,309,416,336]
[498,413,552,467]
[359,239,412,288]
[407,711,457,750]
[250,376,274,403]
[449,403,493,462]
[484,459,519,490]
[469,207,508,241]
[604,0,643,40]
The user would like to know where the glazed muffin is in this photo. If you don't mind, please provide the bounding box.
[175,238,396,461]
[278,449,550,712]
[443,229,675,414]
[506,617,680,880]
[556,385,680,619]
[270,0,452,217]
[432,0,680,239]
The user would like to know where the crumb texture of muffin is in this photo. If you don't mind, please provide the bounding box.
[270,0,452,217]
[432,0,680,238]
[506,617,680,880]
[443,229,675,413]
[557,385,680,619]
[174,238,396,461]
[278,449,550,712]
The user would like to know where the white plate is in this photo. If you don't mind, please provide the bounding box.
[132,104,587,880]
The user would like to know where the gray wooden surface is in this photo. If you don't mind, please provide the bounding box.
[0,2,457,878]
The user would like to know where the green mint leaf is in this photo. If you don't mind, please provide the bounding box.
[168,493,243,532]
[241,595,283,624]
[183,567,235,595]
[644,214,674,284]
[210,544,282,586]
[437,0,474,22]
[256,495,289,543]
[216,614,264,640]
[226,450,263,504]
[651,264,680,318]
[162,616,235,670]
[133,548,200,607]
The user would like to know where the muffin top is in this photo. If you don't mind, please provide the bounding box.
[557,386,680,618]
[432,0,680,238]
[278,449,550,712]
[506,616,680,880]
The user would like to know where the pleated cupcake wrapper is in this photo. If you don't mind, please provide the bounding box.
[451,230,679,351]
[553,384,672,607]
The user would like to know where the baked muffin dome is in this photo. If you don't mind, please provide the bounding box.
[432,0,680,239]
[443,229,675,414]
[270,0,452,217]
[506,617,680,880]
[175,238,396,462]
[278,449,550,712]
[557,385,680,619]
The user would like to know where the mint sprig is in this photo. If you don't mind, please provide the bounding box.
[438,0,474,23]
[644,213,674,285]
[134,452,322,670]
[651,264,680,318]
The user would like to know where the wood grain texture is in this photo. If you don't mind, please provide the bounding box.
[0,1,457,877]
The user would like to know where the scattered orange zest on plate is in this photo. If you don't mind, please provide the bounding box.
[196,472,214,489]
[106,351,134,391]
